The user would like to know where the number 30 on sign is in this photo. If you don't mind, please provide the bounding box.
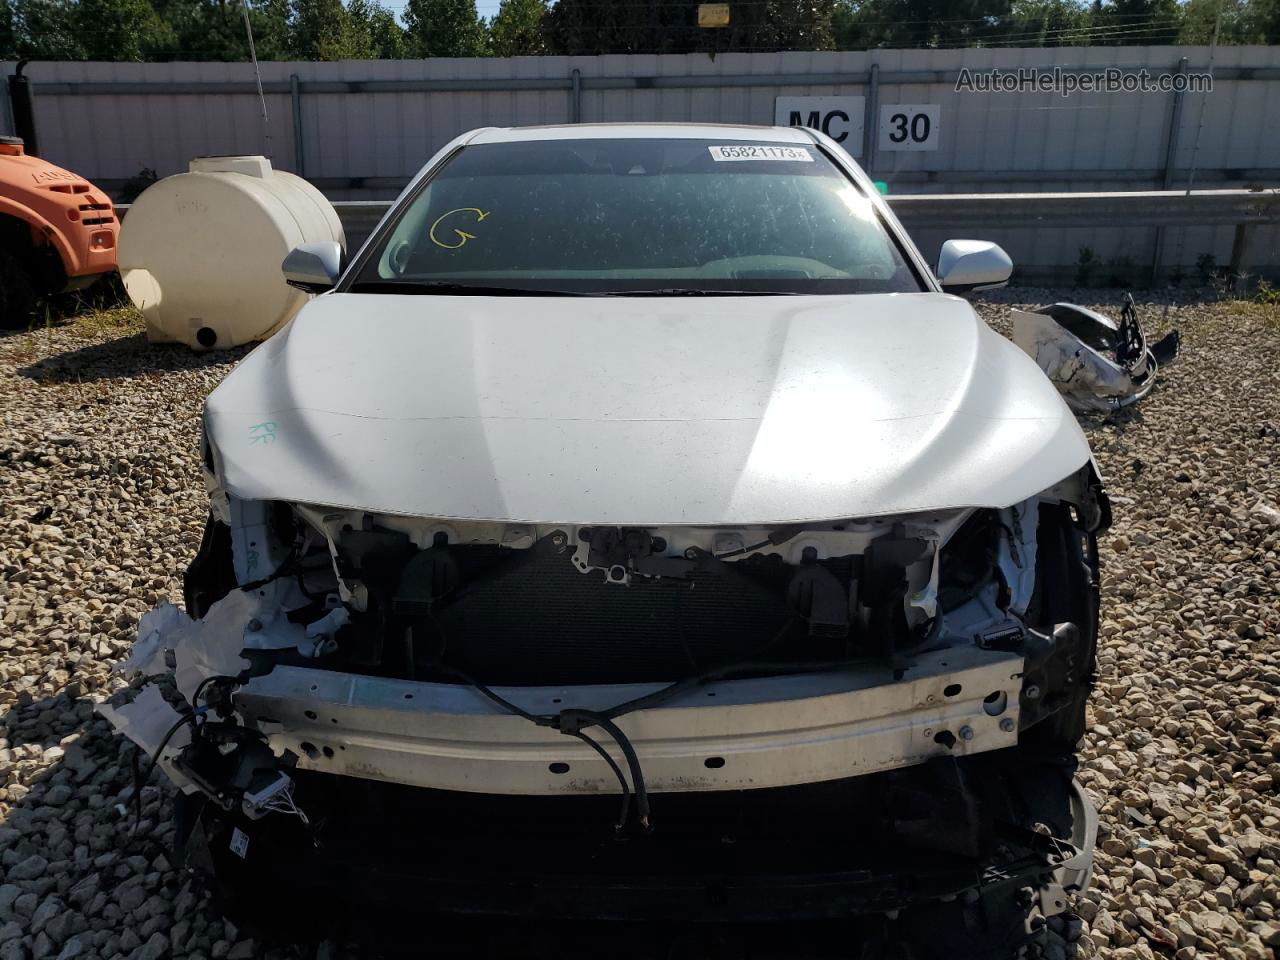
[879,104,940,152]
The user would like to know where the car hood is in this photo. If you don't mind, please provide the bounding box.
[204,292,1090,525]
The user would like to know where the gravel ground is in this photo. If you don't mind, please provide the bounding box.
[1,290,1278,960]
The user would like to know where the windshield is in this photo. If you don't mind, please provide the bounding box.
[350,138,924,296]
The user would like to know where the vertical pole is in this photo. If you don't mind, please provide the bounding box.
[7,61,38,156]
[291,73,305,177]
[862,63,879,170]
[570,68,582,123]
[1162,58,1189,190]
[0,72,15,139]
[1150,57,1189,286]
[1229,223,1252,294]
[240,0,271,159]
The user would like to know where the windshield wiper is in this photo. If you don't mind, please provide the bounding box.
[347,280,592,296]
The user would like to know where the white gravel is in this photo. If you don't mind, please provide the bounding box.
[1,291,1278,959]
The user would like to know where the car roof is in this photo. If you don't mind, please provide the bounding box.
[468,123,815,145]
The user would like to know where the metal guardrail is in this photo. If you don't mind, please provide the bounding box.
[116,188,1280,282]
[27,66,1280,97]
[322,189,1280,280]
[886,188,1280,229]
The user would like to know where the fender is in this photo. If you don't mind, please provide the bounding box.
[0,194,83,276]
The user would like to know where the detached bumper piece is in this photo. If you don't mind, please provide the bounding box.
[1012,294,1181,413]
[185,751,1094,958]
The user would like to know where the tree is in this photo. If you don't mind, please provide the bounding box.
[1178,0,1276,43]
[0,0,16,59]
[1088,0,1182,44]
[1003,0,1090,45]
[145,0,291,62]
[8,0,87,58]
[78,0,175,59]
[292,0,356,57]
[403,0,488,56]
[1242,0,1280,41]
[832,0,1011,49]
[489,0,546,56]
[350,0,406,57]
[546,0,836,55]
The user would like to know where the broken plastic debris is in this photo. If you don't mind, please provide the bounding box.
[97,683,191,758]
[1011,296,1180,414]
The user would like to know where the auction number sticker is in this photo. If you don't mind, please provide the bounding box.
[708,145,814,162]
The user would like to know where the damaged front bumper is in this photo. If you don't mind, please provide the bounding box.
[99,484,1104,935]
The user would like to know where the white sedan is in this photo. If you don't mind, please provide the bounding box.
[105,123,1104,955]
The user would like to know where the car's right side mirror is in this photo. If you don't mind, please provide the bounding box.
[283,241,344,294]
[936,240,1013,293]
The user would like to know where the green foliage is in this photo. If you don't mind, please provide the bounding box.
[545,0,835,55]
[833,0,1012,49]
[0,0,1274,61]
[0,0,403,61]
[284,0,405,59]
[403,0,488,56]
[1003,0,1090,45]
[490,0,546,56]
[1089,0,1180,44]
[829,0,1280,47]
[7,0,90,59]
[354,0,406,57]
[1180,0,1280,43]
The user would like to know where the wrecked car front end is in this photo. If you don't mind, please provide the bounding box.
[102,465,1107,947]
[99,125,1109,955]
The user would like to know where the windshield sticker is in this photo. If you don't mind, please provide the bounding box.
[707,145,814,163]
[429,207,491,249]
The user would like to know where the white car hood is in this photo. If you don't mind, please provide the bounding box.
[204,292,1090,525]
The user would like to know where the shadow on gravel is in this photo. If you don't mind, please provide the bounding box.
[0,690,272,959]
[16,335,249,384]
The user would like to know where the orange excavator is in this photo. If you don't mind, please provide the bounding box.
[0,135,119,327]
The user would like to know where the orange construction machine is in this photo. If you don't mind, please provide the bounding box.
[0,136,119,327]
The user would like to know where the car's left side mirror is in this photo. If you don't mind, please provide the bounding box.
[936,240,1013,293]
[283,241,344,294]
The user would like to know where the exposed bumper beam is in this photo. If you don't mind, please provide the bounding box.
[234,645,1023,795]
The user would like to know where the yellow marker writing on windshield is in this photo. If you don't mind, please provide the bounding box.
[429,207,490,249]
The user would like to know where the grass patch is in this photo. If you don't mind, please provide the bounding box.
[60,303,147,339]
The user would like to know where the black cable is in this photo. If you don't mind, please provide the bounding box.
[435,647,875,833]
[563,712,651,829]
[130,714,193,839]
[598,656,875,721]
[566,729,632,831]
[434,663,546,724]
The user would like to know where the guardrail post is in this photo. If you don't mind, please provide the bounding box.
[1150,57,1189,285]
[570,68,582,123]
[1229,223,1253,293]
[862,63,879,171]
[290,73,305,176]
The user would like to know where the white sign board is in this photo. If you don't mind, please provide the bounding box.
[774,96,864,156]
[879,104,940,152]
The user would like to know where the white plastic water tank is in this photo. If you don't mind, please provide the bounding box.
[120,156,344,350]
